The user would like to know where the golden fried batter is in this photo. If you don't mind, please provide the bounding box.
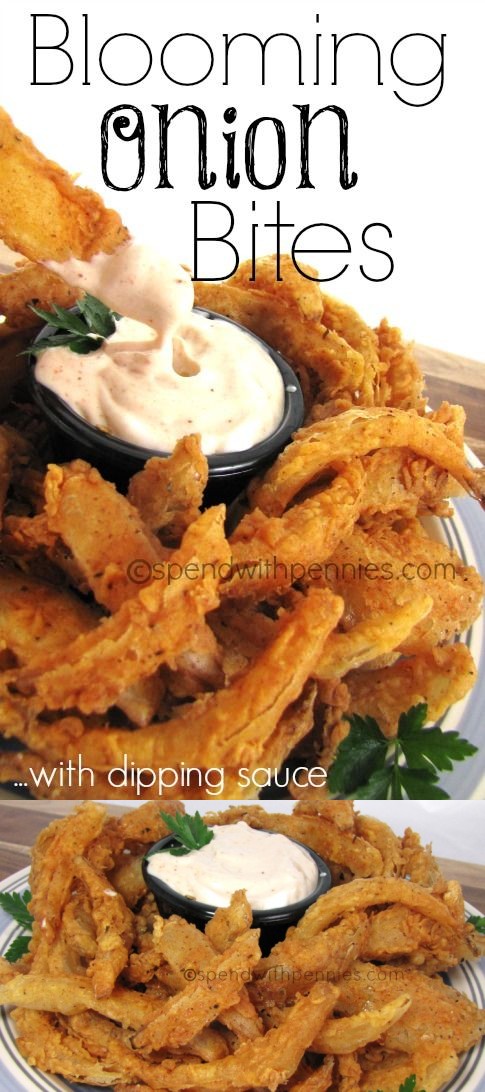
[0,106,128,263]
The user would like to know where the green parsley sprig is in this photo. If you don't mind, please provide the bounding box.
[146,811,215,858]
[371,1077,424,1092]
[327,704,477,800]
[468,914,485,935]
[25,294,120,356]
[0,889,33,963]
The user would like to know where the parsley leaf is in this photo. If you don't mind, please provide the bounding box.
[397,768,449,799]
[327,715,388,795]
[25,295,120,356]
[26,332,100,355]
[398,704,477,771]
[353,767,393,799]
[328,704,477,800]
[30,304,89,336]
[4,934,31,964]
[0,889,33,930]
[159,811,214,856]
[77,293,120,338]
[0,889,33,963]
[468,914,485,934]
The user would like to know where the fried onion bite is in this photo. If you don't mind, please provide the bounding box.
[0,106,482,798]
[0,419,480,795]
[0,107,128,265]
[0,802,483,1091]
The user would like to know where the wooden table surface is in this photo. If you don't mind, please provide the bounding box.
[0,803,484,912]
[417,345,485,463]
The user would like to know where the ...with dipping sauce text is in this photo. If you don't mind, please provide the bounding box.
[146,821,319,910]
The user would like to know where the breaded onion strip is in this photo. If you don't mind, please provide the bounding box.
[229,254,324,322]
[0,106,128,262]
[353,814,403,876]
[376,317,426,412]
[0,565,99,661]
[360,448,459,519]
[345,643,478,736]
[0,975,162,1028]
[322,293,381,404]
[155,909,263,1044]
[6,588,343,770]
[312,595,432,679]
[323,522,483,654]
[225,463,364,598]
[252,914,368,1003]
[154,983,339,1092]
[134,931,261,1051]
[312,993,411,1053]
[128,435,209,542]
[289,1060,334,1092]
[44,459,167,612]
[243,682,317,790]
[0,262,77,334]
[295,877,460,938]
[13,1009,140,1088]
[360,1047,459,1092]
[73,858,134,999]
[28,803,107,972]
[205,891,253,954]
[9,505,228,713]
[251,406,478,516]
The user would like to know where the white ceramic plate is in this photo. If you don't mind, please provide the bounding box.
[0,866,484,1091]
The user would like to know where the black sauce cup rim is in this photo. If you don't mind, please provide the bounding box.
[28,306,305,476]
[142,828,332,926]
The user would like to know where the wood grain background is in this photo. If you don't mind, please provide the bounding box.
[418,345,485,463]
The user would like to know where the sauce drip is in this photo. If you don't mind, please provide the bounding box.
[38,242,284,454]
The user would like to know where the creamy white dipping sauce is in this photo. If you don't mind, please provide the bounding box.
[36,243,284,455]
[147,821,319,910]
